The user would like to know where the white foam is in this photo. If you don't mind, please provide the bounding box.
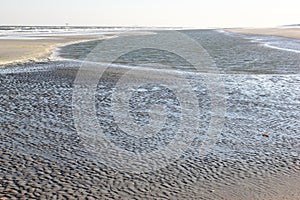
[0,26,180,40]
[79,60,224,76]
[220,30,300,54]
[263,43,300,54]
[0,27,109,39]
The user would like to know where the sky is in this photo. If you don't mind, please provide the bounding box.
[0,0,299,28]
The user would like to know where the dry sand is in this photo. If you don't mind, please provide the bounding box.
[0,35,112,66]
[0,31,155,66]
[226,27,300,40]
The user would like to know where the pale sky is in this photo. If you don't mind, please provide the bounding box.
[0,0,299,28]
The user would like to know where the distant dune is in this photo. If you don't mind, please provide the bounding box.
[226,27,300,40]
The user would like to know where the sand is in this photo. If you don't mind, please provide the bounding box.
[0,31,155,66]
[0,35,113,66]
[1,29,299,199]
[1,63,299,199]
[1,28,299,66]
[226,27,300,40]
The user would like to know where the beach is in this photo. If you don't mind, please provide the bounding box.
[1,27,299,66]
[226,27,300,40]
[0,36,112,65]
[0,27,156,66]
[0,27,300,199]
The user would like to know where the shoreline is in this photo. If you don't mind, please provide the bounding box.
[0,31,156,66]
[225,27,300,40]
[1,28,299,200]
[1,27,299,67]
[0,35,113,66]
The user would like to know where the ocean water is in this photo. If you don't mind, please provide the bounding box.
[0,29,299,199]
[59,29,300,74]
[0,26,179,39]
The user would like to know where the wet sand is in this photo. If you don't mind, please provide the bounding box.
[0,30,299,199]
[226,27,300,40]
[0,61,299,199]
[0,31,155,66]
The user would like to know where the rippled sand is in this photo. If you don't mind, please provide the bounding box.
[1,29,300,199]
[0,61,299,199]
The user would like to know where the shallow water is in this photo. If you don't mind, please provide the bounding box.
[59,29,300,74]
[0,30,299,199]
